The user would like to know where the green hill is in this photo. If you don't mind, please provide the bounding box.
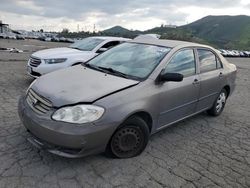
[182,15,250,49]
[59,15,250,50]
[102,26,141,38]
[102,26,131,34]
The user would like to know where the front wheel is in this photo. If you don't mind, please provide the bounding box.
[207,89,227,116]
[106,116,149,158]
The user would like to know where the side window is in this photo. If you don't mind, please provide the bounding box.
[216,57,223,69]
[164,49,196,77]
[197,49,217,73]
[101,41,121,49]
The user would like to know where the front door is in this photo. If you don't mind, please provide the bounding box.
[157,48,200,129]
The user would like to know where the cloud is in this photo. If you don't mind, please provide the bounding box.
[0,0,249,31]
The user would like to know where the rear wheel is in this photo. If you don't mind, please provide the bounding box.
[207,89,227,116]
[107,116,149,158]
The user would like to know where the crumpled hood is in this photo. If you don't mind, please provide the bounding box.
[31,66,139,107]
[32,47,93,59]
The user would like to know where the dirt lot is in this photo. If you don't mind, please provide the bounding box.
[0,39,250,188]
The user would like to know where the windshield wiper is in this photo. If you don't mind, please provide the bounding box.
[84,63,103,71]
[84,64,139,80]
[96,66,133,79]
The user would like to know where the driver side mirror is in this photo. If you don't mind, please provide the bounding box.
[97,48,108,53]
[157,72,184,83]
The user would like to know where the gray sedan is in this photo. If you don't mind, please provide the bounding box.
[18,38,237,158]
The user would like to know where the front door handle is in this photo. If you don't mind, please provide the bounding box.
[193,79,199,85]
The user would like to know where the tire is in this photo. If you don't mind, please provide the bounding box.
[207,89,227,116]
[106,116,149,158]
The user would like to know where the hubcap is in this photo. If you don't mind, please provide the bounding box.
[111,127,143,158]
[216,92,226,113]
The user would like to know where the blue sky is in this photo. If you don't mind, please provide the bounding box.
[0,0,250,32]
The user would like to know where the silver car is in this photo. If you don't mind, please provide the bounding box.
[18,39,237,158]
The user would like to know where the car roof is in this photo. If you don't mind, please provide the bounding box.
[91,36,130,41]
[129,38,213,49]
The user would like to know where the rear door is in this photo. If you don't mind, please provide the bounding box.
[157,48,200,129]
[196,48,224,111]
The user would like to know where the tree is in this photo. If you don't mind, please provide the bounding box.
[62,28,69,33]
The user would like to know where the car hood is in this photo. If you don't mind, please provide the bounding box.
[31,47,93,59]
[31,66,139,107]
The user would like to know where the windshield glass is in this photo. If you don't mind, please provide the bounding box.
[87,43,171,79]
[69,37,104,51]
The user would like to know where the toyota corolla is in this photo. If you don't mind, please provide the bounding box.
[18,38,237,158]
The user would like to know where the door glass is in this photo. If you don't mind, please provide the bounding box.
[165,49,196,77]
[198,49,217,73]
[98,41,120,51]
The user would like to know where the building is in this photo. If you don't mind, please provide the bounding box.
[0,20,10,33]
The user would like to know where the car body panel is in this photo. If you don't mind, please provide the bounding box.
[157,75,200,128]
[32,65,139,107]
[196,69,225,111]
[31,47,89,59]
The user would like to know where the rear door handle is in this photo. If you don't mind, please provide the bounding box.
[193,79,199,85]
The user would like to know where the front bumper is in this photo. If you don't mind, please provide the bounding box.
[27,68,41,78]
[18,96,117,158]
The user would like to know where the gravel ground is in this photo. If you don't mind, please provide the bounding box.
[0,39,250,188]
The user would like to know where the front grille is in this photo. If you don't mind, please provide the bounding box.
[26,89,53,114]
[29,56,42,67]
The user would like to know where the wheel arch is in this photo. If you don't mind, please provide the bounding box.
[120,111,153,133]
[223,85,230,98]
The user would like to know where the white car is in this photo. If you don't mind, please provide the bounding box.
[27,36,130,78]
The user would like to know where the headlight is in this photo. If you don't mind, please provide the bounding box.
[44,58,67,64]
[52,105,105,124]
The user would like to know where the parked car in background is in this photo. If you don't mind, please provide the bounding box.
[6,35,16,40]
[219,49,250,58]
[16,34,25,40]
[243,51,250,57]
[19,39,237,158]
[232,50,241,57]
[51,36,60,42]
[0,33,7,39]
[27,36,130,78]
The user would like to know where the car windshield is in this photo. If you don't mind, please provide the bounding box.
[69,38,104,51]
[86,43,171,80]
